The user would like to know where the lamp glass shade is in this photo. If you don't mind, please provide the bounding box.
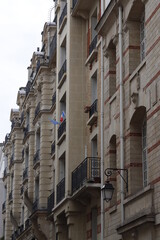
[101,181,114,202]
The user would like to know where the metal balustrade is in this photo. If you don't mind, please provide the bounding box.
[32,198,39,212]
[24,124,29,138]
[56,178,65,204]
[58,119,66,139]
[58,60,66,83]
[26,81,32,96]
[47,191,54,213]
[9,190,13,201]
[35,102,41,117]
[33,149,40,166]
[59,3,67,28]
[72,157,101,194]
[89,99,98,118]
[51,141,55,156]
[49,32,57,61]
[2,201,6,212]
[23,167,28,181]
[52,92,56,106]
[73,0,78,8]
[89,35,97,56]
[25,218,31,229]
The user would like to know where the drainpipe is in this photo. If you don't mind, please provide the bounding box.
[100,1,104,240]
[119,5,125,224]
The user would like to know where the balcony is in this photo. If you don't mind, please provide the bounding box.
[19,224,24,234]
[72,0,96,17]
[9,190,13,202]
[24,124,29,139]
[86,35,98,64]
[59,3,67,33]
[20,186,24,195]
[47,191,54,214]
[52,92,56,107]
[33,149,40,168]
[56,178,65,204]
[35,102,41,118]
[10,153,14,166]
[32,198,39,213]
[2,201,6,212]
[87,99,98,126]
[3,167,7,178]
[58,60,67,88]
[58,119,66,143]
[72,157,101,194]
[25,218,31,229]
[26,81,33,96]
[49,32,57,63]
[51,141,55,156]
[23,167,28,182]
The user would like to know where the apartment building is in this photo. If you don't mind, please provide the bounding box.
[1,0,160,240]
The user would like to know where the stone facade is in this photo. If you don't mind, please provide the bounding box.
[1,0,160,240]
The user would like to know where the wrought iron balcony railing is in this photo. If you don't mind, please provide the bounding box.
[26,81,32,96]
[33,149,40,166]
[49,32,57,61]
[21,111,24,123]
[52,92,56,106]
[25,218,31,229]
[10,154,14,165]
[47,191,54,213]
[59,3,67,28]
[51,141,55,156]
[23,167,28,181]
[35,102,41,118]
[89,99,98,118]
[24,124,29,138]
[58,60,66,83]
[89,35,97,56]
[56,178,65,204]
[73,0,78,9]
[2,201,6,212]
[19,224,24,234]
[22,149,24,160]
[58,119,66,139]
[9,190,13,201]
[33,198,39,212]
[3,167,7,178]
[72,157,101,194]
[20,186,24,195]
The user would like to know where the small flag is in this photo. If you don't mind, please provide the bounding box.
[60,111,66,123]
[50,119,60,125]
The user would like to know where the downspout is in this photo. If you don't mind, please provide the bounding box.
[118,5,125,224]
[100,1,104,240]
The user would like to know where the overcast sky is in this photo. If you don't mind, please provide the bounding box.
[0,0,55,143]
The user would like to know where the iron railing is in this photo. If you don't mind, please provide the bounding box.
[21,111,24,123]
[9,190,13,201]
[19,224,24,234]
[59,3,67,28]
[72,157,101,194]
[24,124,29,138]
[73,0,78,9]
[32,198,39,212]
[35,102,41,117]
[89,35,97,55]
[2,201,6,212]
[33,149,40,166]
[58,119,66,139]
[23,167,28,181]
[20,186,24,195]
[3,167,7,178]
[89,99,98,118]
[25,218,31,229]
[58,60,67,83]
[47,191,54,213]
[10,154,14,165]
[51,141,55,156]
[26,81,32,96]
[49,32,57,61]
[52,92,56,106]
[56,178,65,204]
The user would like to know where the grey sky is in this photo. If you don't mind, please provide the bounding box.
[0,0,54,142]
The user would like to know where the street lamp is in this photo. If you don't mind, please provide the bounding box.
[101,168,128,202]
